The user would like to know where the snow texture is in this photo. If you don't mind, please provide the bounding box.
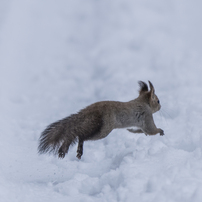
[1,0,202,201]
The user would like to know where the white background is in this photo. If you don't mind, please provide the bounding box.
[1,0,202,201]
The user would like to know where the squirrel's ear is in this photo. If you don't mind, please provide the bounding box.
[138,81,148,95]
[148,81,155,99]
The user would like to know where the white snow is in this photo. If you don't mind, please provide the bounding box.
[1,0,202,201]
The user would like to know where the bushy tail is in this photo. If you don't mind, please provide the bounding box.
[38,116,78,156]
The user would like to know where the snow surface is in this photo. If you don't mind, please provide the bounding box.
[1,0,202,201]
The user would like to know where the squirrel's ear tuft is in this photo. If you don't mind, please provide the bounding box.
[138,81,148,94]
[148,81,155,98]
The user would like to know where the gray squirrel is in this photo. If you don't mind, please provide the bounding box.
[38,81,164,159]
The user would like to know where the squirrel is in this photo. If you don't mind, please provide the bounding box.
[38,81,164,159]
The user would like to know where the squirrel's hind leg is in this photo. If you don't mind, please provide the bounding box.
[76,138,84,159]
[58,142,71,159]
[76,127,112,159]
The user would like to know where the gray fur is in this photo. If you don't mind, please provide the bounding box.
[38,81,164,159]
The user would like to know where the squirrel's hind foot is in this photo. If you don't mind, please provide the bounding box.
[58,149,65,159]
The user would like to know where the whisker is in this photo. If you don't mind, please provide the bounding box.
[159,109,169,127]
[159,110,163,121]
[161,108,173,119]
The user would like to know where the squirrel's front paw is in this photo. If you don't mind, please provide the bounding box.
[159,129,165,136]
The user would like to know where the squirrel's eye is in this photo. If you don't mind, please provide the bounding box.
[157,100,160,104]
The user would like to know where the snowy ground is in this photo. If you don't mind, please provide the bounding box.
[1,0,202,201]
